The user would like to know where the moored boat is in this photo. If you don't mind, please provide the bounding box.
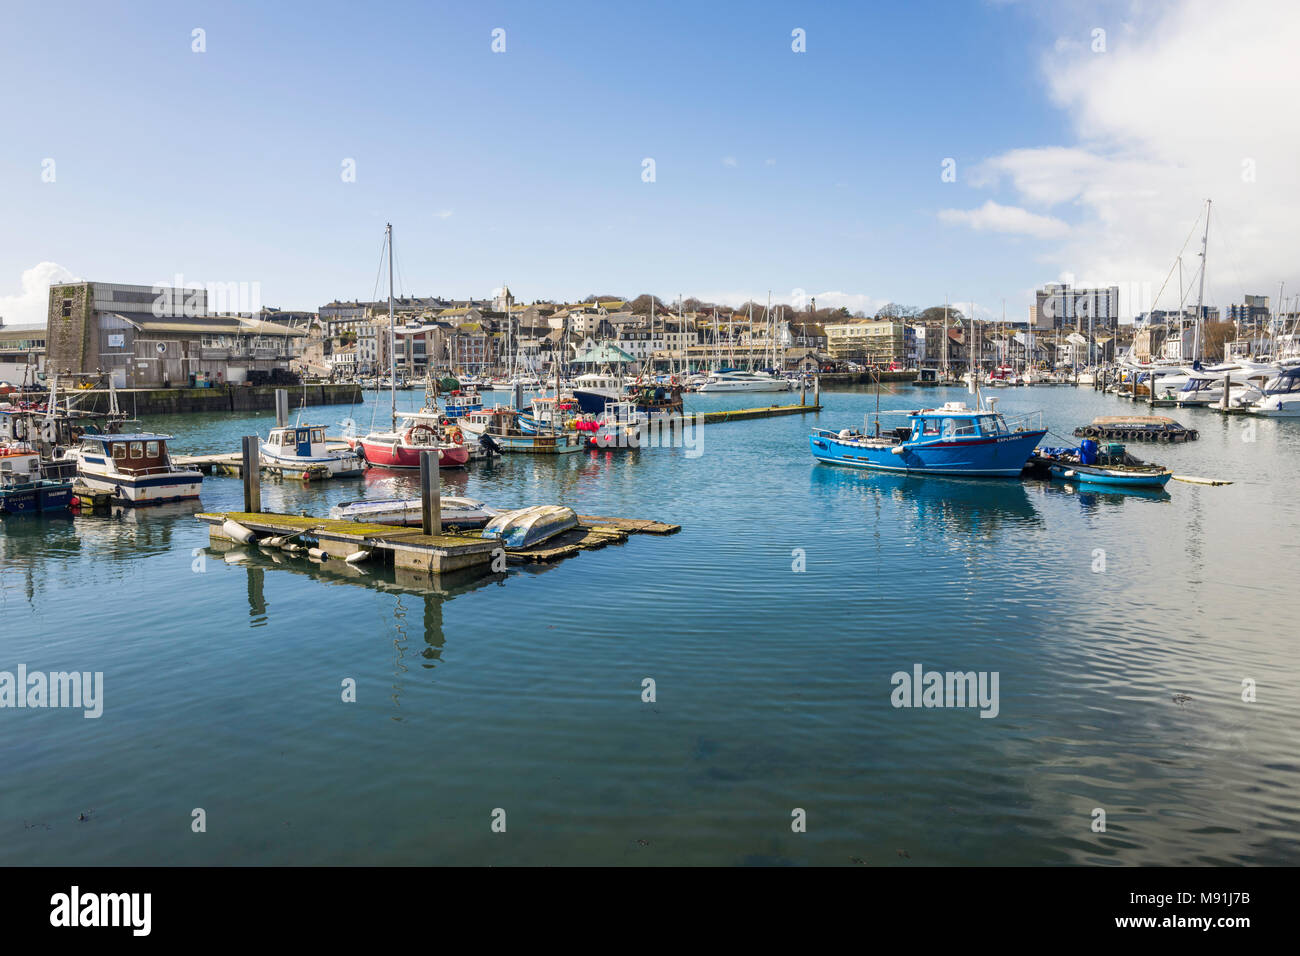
[1243,366,1300,416]
[261,424,365,478]
[0,444,73,514]
[62,432,202,504]
[355,411,471,469]
[480,504,578,549]
[329,496,498,528]
[459,406,587,453]
[1037,440,1173,488]
[809,400,1046,477]
[441,388,484,418]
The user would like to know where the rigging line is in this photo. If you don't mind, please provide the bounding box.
[1150,206,1206,315]
[371,232,388,303]
[1206,204,1250,307]
[393,243,408,300]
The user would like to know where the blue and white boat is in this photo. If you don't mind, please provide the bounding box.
[0,444,73,514]
[809,400,1046,477]
[441,388,483,419]
[62,432,203,504]
[261,424,364,479]
[1040,440,1173,488]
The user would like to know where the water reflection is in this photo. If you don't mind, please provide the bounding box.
[810,465,1042,533]
[1039,480,1173,507]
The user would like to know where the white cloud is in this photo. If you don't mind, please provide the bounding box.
[938,200,1070,239]
[764,158,776,166]
[436,209,453,219]
[721,156,737,168]
[0,262,78,326]
[968,0,1300,313]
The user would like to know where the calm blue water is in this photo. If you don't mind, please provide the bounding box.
[2,384,1298,865]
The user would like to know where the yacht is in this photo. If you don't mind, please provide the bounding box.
[1243,367,1300,416]
[695,369,792,393]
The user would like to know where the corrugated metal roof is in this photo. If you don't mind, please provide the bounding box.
[102,312,305,336]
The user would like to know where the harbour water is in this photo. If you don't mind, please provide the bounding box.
[2,385,1298,866]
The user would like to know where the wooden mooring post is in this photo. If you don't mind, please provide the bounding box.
[241,435,261,513]
[420,450,441,535]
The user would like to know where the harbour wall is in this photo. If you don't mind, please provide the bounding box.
[57,384,365,417]
[818,371,915,386]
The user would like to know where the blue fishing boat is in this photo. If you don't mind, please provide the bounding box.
[0,445,73,514]
[809,400,1046,477]
[441,388,483,418]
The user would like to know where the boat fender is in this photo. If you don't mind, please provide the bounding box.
[222,519,258,544]
[1063,469,1076,478]
[890,446,905,456]
[345,550,371,564]
[307,547,329,561]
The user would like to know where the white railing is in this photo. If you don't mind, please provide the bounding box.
[1004,410,1044,432]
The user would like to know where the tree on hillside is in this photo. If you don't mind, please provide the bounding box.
[918,305,966,324]
[875,303,920,319]
[629,294,668,314]
[1201,321,1238,361]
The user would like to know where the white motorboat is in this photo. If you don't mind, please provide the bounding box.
[261,424,364,478]
[1243,367,1300,416]
[329,496,498,528]
[63,432,202,504]
[695,369,792,392]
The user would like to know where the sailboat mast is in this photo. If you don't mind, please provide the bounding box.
[943,296,949,378]
[388,222,396,431]
[1194,199,1210,361]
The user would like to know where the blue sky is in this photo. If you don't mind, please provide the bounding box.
[3,1,1294,322]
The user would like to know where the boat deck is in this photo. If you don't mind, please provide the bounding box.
[175,439,355,476]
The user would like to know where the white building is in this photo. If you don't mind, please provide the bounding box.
[1033,283,1121,331]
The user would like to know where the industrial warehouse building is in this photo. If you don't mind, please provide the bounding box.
[45,281,306,387]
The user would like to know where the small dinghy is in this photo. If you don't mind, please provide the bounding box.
[1037,440,1173,489]
[480,505,578,549]
[329,496,497,529]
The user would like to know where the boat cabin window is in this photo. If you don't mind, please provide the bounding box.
[280,432,295,446]
[130,442,144,459]
[979,415,1007,436]
[311,428,325,443]
[921,418,941,436]
[112,443,127,460]
[146,441,159,457]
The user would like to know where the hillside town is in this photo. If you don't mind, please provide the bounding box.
[0,279,1292,389]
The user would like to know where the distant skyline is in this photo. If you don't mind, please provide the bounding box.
[4,0,1299,326]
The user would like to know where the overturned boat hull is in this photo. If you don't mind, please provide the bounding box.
[480,505,578,549]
